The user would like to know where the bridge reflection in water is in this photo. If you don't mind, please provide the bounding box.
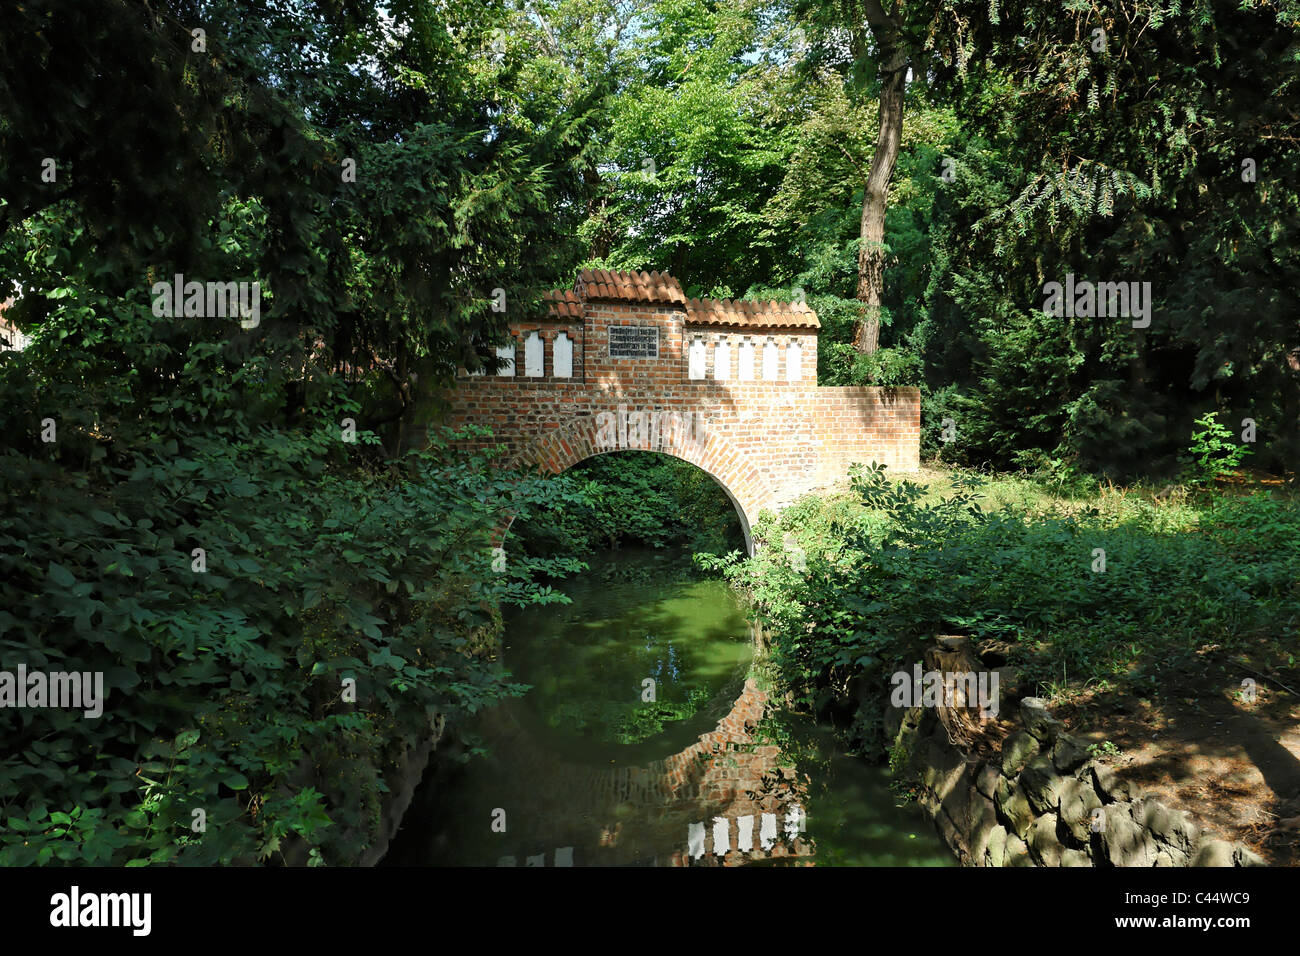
[483,678,815,867]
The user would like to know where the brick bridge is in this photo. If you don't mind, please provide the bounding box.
[437,270,920,552]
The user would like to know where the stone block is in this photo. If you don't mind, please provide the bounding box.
[969,796,1001,864]
[1001,730,1040,778]
[1052,733,1092,774]
[1091,763,1134,803]
[919,737,967,797]
[940,768,976,832]
[1191,839,1235,867]
[976,763,1001,799]
[1234,845,1267,867]
[984,824,1008,867]
[1019,754,1066,814]
[995,776,1037,839]
[1133,798,1199,864]
[1020,697,1065,744]
[1098,802,1157,867]
[1005,833,1034,866]
[1027,813,1063,866]
[1060,848,1092,867]
[934,808,961,852]
[1058,776,1104,844]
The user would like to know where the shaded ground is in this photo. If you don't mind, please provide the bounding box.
[1051,639,1300,865]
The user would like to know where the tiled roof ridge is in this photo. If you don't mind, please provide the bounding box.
[574,268,686,304]
[543,287,584,319]
[545,270,819,328]
[684,294,819,330]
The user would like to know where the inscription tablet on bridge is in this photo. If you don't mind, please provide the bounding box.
[609,326,658,358]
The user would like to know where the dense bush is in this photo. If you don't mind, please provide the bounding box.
[706,465,1300,753]
[0,336,579,864]
[0,0,599,865]
[510,451,746,559]
[0,398,581,863]
[0,213,585,865]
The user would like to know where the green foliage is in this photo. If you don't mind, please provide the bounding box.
[921,0,1300,476]
[1181,413,1253,486]
[0,387,575,864]
[1087,741,1122,760]
[581,0,795,292]
[511,452,746,557]
[716,465,1300,753]
[573,0,1300,477]
[1,0,597,406]
[822,344,923,387]
[0,0,599,865]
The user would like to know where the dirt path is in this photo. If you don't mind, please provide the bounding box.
[1053,649,1300,865]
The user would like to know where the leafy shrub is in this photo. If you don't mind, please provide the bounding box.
[713,464,1300,755]
[0,416,579,864]
[511,452,746,558]
[1181,412,1253,486]
[0,273,582,865]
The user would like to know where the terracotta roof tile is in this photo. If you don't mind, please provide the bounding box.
[576,268,686,305]
[685,296,819,330]
[543,270,819,329]
[543,288,583,319]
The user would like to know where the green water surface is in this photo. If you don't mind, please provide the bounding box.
[385,548,955,867]
[507,548,754,765]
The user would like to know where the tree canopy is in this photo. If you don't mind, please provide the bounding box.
[1,0,1297,865]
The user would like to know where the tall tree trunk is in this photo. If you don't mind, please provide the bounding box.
[585,164,610,260]
[854,6,908,356]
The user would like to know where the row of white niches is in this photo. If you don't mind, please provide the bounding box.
[687,807,806,860]
[687,335,803,382]
[474,331,574,377]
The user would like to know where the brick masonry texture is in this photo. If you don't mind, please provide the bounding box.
[434,273,920,550]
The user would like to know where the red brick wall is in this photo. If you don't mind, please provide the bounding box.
[435,301,920,550]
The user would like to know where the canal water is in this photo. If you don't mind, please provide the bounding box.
[385,548,954,867]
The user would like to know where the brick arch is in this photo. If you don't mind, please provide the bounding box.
[508,414,779,555]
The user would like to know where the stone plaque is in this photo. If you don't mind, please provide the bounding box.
[608,325,658,358]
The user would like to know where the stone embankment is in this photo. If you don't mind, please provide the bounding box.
[897,653,1265,867]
